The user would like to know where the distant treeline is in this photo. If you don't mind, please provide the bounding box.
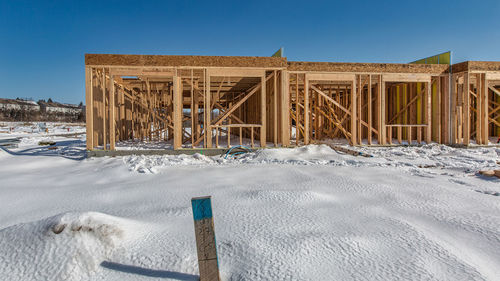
[0,109,85,122]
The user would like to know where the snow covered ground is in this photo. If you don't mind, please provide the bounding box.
[0,122,499,280]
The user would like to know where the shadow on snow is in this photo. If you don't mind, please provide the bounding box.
[0,139,87,160]
[100,261,199,280]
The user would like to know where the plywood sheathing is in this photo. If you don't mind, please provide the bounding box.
[288,61,449,74]
[85,54,287,68]
[452,61,500,73]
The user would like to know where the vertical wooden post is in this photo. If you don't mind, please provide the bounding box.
[450,74,457,144]
[426,81,432,144]
[239,127,242,145]
[442,76,449,144]
[146,86,150,141]
[191,70,195,146]
[251,127,254,148]
[173,75,182,149]
[367,75,372,145]
[351,77,357,145]
[206,72,212,148]
[408,125,412,145]
[476,73,482,143]
[463,73,470,145]
[380,76,386,145]
[85,67,94,150]
[102,69,107,150]
[215,128,219,148]
[357,75,362,144]
[281,70,290,147]
[191,196,220,281]
[481,73,489,144]
[304,74,309,145]
[195,80,201,142]
[109,74,116,150]
[436,77,441,143]
[146,79,152,141]
[296,73,300,145]
[273,70,278,147]
[260,73,267,147]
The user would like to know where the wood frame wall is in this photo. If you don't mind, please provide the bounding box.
[451,62,500,145]
[85,54,500,150]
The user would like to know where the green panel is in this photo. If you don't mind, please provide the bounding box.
[271,47,283,58]
[410,51,451,65]
[427,55,439,64]
[438,52,451,64]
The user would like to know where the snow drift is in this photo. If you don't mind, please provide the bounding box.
[0,212,140,281]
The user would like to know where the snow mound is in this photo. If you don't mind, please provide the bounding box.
[123,145,356,174]
[125,153,214,173]
[0,212,139,281]
[238,144,350,165]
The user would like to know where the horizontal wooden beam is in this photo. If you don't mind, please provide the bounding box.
[383,73,431,82]
[207,68,265,77]
[307,73,355,81]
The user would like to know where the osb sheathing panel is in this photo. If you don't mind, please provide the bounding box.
[287,61,449,74]
[468,61,500,72]
[85,54,287,68]
[451,62,468,73]
[451,61,500,73]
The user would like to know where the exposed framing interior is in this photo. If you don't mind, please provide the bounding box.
[451,62,500,145]
[85,54,500,150]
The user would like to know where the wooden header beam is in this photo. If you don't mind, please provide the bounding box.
[85,54,287,68]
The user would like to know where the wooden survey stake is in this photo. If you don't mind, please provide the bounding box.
[191,196,220,281]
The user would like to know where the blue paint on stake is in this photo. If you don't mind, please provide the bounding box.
[191,196,213,221]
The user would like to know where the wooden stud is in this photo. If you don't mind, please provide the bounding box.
[85,67,94,150]
[215,127,219,148]
[351,78,357,145]
[426,81,432,144]
[304,74,309,145]
[273,70,278,147]
[102,68,107,150]
[109,74,116,150]
[281,70,290,146]
[251,127,254,148]
[239,127,243,146]
[260,74,267,147]
[407,124,412,145]
[206,72,212,148]
[464,73,470,145]
[481,73,489,144]
[367,75,372,145]
[173,75,182,149]
[380,76,386,145]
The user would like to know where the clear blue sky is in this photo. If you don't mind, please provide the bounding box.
[1,0,499,104]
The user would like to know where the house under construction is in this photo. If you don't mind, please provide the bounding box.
[84,53,500,150]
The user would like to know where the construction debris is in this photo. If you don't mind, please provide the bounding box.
[478,169,500,178]
[38,141,56,146]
